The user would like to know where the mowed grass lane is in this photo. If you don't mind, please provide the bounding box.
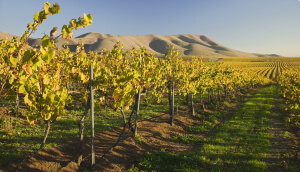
[130,86,280,171]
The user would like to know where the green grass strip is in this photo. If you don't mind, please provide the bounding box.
[130,86,275,172]
[0,97,168,167]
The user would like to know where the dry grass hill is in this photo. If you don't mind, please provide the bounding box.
[0,31,274,57]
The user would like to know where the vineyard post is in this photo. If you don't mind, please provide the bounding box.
[15,52,20,113]
[171,77,175,126]
[191,94,195,116]
[134,89,141,137]
[134,56,144,137]
[90,65,95,166]
[168,84,172,115]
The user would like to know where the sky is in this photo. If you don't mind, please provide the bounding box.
[1,0,300,57]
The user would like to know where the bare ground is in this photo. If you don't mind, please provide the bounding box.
[267,93,300,171]
[0,93,244,172]
[0,111,204,172]
[1,88,299,172]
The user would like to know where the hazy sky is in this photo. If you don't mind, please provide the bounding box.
[1,0,300,56]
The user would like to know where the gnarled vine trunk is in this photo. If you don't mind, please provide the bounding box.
[77,95,90,165]
[39,120,51,151]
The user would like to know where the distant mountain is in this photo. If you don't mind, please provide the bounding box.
[0,31,278,57]
[252,53,281,57]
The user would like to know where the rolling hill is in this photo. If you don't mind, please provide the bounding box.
[0,31,276,57]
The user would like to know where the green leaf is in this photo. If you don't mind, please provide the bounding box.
[25,65,33,75]
[24,94,33,106]
[80,72,87,82]
[44,113,51,120]
[69,19,77,29]
[115,100,124,108]
[19,75,27,82]
[43,2,51,14]
[83,13,93,26]
[23,50,33,63]
[32,58,41,70]
[42,35,52,47]
[50,94,55,102]
[45,93,55,104]
[61,25,73,39]
[26,114,35,123]
[27,23,33,29]
[34,12,40,21]
[34,11,47,22]
[8,75,15,84]
[49,3,60,14]
[50,114,58,121]
[41,48,55,64]
[25,82,31,93]
[43,76,50,85]
[48,49,55,60]
[76,19,83,28]
[30,75,38,84]
[10,56,19,66]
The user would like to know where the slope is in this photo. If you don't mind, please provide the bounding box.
[0,31,263,57]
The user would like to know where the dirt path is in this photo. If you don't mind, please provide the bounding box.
[1,86,299,171]
[0,90,254,172]
[127,85,300,171]
[267,89,300,171]
[0,112,202,172]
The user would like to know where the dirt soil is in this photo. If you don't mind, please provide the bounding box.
[267,93,300,171]
[0,106,204,172]
[1,89,299,172]
[0,91,253,172]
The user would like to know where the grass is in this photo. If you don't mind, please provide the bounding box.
[0,91,172,167]
[186,91,251,136]
[2,84,297,171]
[134,135,146,145]
[130,86,277,171]
[0,107,122,166]
[173,134,204,144]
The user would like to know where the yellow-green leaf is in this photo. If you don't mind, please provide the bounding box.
[43,2,51,14]
[49,3,60,14]
[26,65,33,75]
[24,94,32,106]
[10,56,19,66]
[42,35,52,47]
[19,85,26,93]
[34,12,40,21]
[44,113,51,120]
[9,75,15,84]
[43,76,50,85]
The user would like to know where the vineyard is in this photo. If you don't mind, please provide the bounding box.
[219,57,300,80]
[0,2,300,172]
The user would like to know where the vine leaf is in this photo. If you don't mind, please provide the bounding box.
[61,25,73,39]
[42,35,52,47]
[10,56,18,67]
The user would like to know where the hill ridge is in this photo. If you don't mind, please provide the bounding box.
[0,31,275,57]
